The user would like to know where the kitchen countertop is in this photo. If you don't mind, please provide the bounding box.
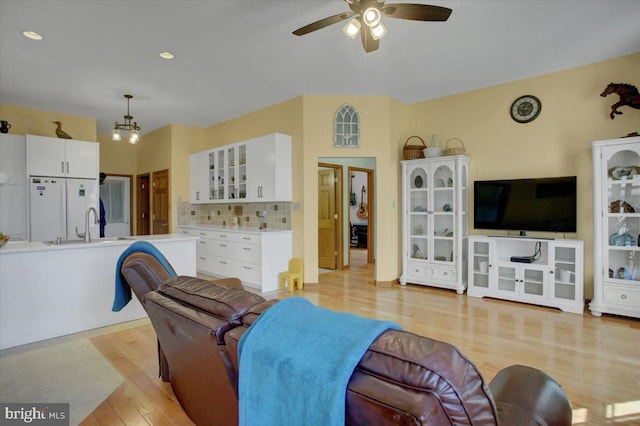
[177,225,292,235]
[0,233,198,254]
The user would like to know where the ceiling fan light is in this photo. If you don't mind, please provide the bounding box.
[370,22,387,40]
[363,7,381,27]
[112,127,121,141]
[128,129,139,144]
[343,19,361,39]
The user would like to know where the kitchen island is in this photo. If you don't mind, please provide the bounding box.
[0,234,197,350]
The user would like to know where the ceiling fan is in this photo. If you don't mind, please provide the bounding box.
[292,0,452,53]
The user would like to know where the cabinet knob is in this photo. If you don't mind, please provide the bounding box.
[621,294,627,300]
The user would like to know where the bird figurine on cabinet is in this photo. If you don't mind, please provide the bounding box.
[52,121,72,139]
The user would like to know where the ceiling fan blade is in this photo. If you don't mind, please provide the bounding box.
[382,4,452,21]
[361,27,379,53]
[292,11,356,36]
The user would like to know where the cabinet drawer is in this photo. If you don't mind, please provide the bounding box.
[209,231,255,244]
[234,243,261,263]
[407,262,456,282]
[196,238,216,255]
[234,261,261,285]
[196,252,214,273]
[209,240,261,263]
[603,285,640,307]
[210,256,235,277]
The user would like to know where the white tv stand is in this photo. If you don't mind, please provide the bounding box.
[468,235,584,314]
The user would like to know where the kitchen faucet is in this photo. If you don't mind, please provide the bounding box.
[76,207,98,243]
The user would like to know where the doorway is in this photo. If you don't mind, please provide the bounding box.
[152,169,170,235]
[136,174,150,235]
[348,167,374,265]
[318,164,343,270]
[100,174,132,237]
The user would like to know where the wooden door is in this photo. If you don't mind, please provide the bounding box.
[136,174,150,235]
[152,170,169,235]
[318,169,337,269]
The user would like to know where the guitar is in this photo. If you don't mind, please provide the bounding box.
[357,185,368,219]
[350,174,357,206]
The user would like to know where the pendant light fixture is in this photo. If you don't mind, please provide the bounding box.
[112,94,141,144]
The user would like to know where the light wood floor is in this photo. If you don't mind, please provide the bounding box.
[82,250,640,425]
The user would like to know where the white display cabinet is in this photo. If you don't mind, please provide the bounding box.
[468,236,584,314]
[400,155,469,294]
[590,136,640,318]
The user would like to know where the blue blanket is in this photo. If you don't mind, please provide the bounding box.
[238,297,401,426]
[112,241,176,312]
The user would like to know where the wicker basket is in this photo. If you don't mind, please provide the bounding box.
[403,136,426,160]
[445,138,466,156]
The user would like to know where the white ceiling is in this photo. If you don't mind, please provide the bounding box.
[1,0,639,137]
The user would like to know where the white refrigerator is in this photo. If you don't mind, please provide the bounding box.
[29,176,99,242]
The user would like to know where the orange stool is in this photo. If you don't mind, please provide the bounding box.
[278,258,304,291]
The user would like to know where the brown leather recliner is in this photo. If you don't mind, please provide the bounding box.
[120,252,572,426]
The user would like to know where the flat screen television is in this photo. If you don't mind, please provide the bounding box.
[474,176,577,233]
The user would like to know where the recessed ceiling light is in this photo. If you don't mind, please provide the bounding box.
[159,51,174,60]
[23,31,43,41]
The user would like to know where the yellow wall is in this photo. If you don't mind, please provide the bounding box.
[0,103,97,141]
[169,124,206,232]
[301,95,406,283]
[97,133,137,174]
[411,52,640,297]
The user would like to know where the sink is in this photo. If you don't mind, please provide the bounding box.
[97,236,135,243]
[43,239,86,246]
[43,236,135,246]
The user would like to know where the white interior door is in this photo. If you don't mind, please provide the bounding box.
[100,176,131,237]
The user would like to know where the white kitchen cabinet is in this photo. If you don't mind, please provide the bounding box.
[27,135,98,179]
[400,156,469,294]
[245,133,292,201]
[189,150,210,204]
[177,226,292,292]
[188,133,291,204]
[468,235,584,314]
[0,134,27,240]
[590,136,640,319]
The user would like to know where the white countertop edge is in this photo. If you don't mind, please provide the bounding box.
[0,234,199,254]
[177,225,292,235]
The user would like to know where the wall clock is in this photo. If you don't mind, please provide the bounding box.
[510,95,542,123]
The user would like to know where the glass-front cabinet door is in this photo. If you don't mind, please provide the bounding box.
[602,146,640,286]
[407,165,430,261]
[209,148,226,201]
[431,162,455,264]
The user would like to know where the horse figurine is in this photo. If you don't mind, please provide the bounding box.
[600,82,640,120]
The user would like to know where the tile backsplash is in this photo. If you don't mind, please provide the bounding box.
[178,200,292,230]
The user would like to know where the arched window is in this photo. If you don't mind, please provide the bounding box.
[334,104,360,148]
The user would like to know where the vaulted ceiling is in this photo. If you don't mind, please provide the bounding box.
[1,1,639,136]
